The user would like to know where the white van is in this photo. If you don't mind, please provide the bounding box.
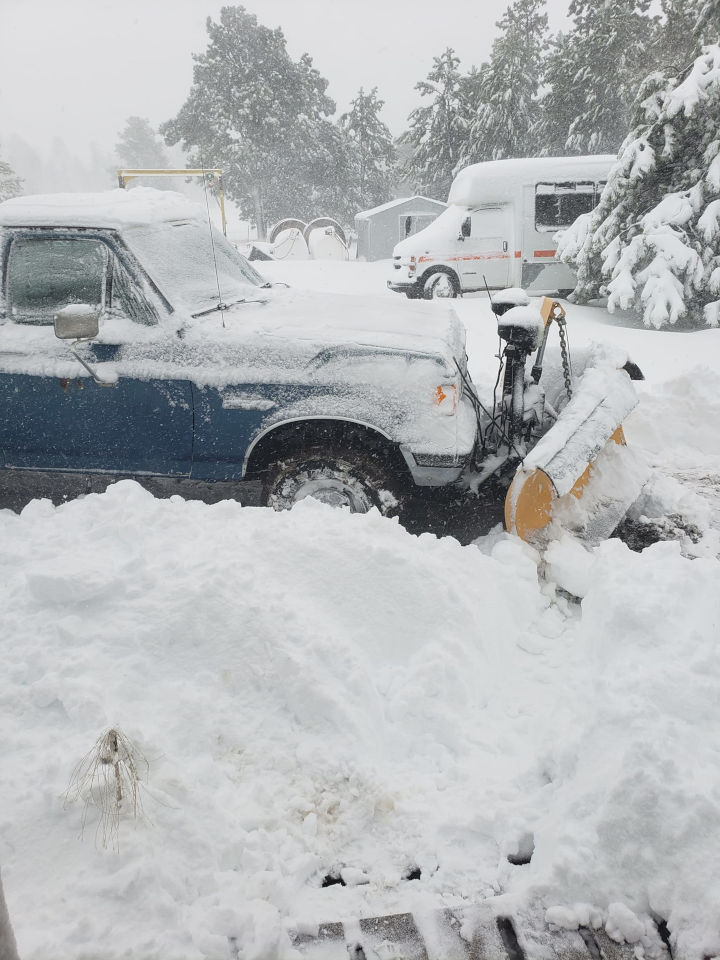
[387,155,614,299]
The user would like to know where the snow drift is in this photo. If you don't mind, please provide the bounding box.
[1,479,719,959]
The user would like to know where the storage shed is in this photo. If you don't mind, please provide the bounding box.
[354,196,446,261]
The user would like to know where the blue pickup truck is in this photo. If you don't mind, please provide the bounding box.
[0,189,478,513]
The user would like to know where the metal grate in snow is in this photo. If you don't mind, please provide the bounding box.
[283,907,664,960]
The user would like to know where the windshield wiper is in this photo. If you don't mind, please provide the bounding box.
[191,296,268,318]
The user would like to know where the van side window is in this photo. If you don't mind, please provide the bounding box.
[535,182,596,231]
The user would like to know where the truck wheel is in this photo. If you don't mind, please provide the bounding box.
[263,452,398,515]
[422,271,459,299]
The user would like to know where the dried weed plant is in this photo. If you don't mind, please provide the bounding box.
[63,727,148,851]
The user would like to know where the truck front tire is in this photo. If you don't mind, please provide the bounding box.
[263,452,398,515]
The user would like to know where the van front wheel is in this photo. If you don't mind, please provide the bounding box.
[422,271,459,299]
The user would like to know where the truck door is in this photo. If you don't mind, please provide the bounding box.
[457,205,513,291]
[0,233,193,477]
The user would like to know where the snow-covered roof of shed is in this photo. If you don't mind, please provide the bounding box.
[0,187,205,229]
[355,195,446,221]
[448,155,616,207]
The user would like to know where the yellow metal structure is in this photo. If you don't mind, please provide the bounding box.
[505,426,626,541]
[540,295,566,326]
[504,296,638,542]
[117,169,227,236]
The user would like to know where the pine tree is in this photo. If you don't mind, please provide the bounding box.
[300,119,355,226]
[454,67,490,166]
[535,32,586,156]
[461,0,549,163]
[696,0,720,43]
[0,864,20,960]
[653,0,704,75]
[0,146,22,202]
[398,49,470,200]
[537,0,658,156]
[559,46,720,328]
[162,6,344,237]
[339,87,396,211]
[4,137,42,193]
[116,117,169,169]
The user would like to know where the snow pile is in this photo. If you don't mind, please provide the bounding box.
[1,477,720,959]
[623,367,720,542]
[0,484,545,959]
[532,536,720,960]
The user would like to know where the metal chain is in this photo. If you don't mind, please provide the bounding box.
[557,318,573,400]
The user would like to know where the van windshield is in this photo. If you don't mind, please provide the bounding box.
[123,220,265,314]
[397,205,463,249]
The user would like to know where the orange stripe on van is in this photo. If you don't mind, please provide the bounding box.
[533,249,556,258]
[415,250,533,264]
[417,253,510,264]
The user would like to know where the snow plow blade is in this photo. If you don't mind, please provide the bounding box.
[505,362,643,544]
[284,906,665,959]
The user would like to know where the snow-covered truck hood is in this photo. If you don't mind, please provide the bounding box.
[190,286,467,372]
[0,283,468,396]
[0,189,468,386]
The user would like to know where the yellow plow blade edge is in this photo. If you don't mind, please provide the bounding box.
[506,426,627,541]
[505,363,644,544]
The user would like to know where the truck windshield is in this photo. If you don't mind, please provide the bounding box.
[123,220,265,315]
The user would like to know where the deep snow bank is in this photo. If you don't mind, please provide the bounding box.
[1,483,719,959]
[1,483,546,959]
[534,536,720,959]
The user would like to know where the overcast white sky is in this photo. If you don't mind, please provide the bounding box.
[1,0,572,159]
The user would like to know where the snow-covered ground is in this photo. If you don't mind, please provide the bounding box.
[2,260,720,960]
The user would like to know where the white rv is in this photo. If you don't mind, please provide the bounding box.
[388,155,614,299]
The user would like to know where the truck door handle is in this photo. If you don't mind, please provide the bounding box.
[503,241,508,253]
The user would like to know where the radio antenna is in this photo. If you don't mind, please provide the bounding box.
[199,150,226,327]
[484,274,499,316]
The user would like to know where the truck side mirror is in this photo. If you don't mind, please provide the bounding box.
[458,217,471,241]
[53,305,117,387]
[53,305,99,341]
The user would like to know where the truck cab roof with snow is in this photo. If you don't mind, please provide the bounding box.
[0,187,205,229]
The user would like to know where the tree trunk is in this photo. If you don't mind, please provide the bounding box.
[0,866,20,960]
[251,184,266,241]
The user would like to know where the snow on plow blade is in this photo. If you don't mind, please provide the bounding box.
[505,362,644,544]
[282,906,662,959]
